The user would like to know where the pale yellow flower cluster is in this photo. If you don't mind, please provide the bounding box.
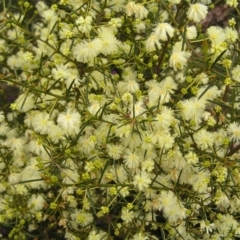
[1,0,240,240]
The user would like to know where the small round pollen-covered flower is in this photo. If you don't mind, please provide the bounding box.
[52,64,68,80]
[123,149,141,169]
[224,27,238,43]
[131,232,148,240]
[76,15,92,34]
[32,111,54,135]
[98,27,120,55]
[133,171,151,191]
[194,129,214,150]
[73,38,103,63]
[107,144,124,160]
[71,210,94,227]
[186,26,197,40]
[28,194,46,212]
[231,65,240,82]
[146,34,161,52]
[125,2,148,19]
[87,229,107,240]
[154,22,174,41]
[121,208,134,223]
[169,51,191,71]
[227,122,240,143]
[125,1,137,17]
[125,80,139,93]
[226,0,238,7]
[57,108,81,136]
[207,26,226,45]
[187,3,208,23]
[134,4,148,19]
[15,93,35,113]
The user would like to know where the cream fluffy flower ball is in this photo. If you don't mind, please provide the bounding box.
[207,26,226,45]
[187,3,208,23]
[146,34,161,52]
[231,65,240,82]
[186,26,197,40]
[57,108,81,136]
[154,22,174,41]
[73,38,103,63]
[227,122,240,143]
[169,50,191,71]
[133,171,151,191]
